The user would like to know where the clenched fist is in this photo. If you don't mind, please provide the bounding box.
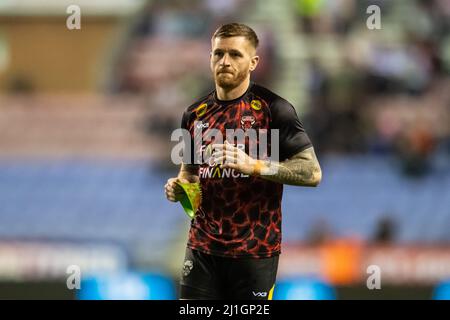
[164,177,190,202]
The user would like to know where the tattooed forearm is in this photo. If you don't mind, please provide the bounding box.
[256,147,322,187]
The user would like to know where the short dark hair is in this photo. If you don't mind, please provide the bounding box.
[212,23,259,49]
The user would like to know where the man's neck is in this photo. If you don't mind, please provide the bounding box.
[215,78,251,101]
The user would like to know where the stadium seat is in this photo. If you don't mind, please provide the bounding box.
[433,280,450,300]
[273,277,336,300]
[78,272,176,300]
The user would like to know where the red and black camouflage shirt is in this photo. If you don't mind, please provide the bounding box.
[181,82,312,258]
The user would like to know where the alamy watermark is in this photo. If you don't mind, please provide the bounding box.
[65,4,381,31]
[366,5,382,30]
[66,5,81,30]
[66,265,81,290]
[171,122,280,176]
[366,265,381,290]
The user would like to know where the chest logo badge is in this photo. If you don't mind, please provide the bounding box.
[241,115,256,130]
[182,260,194,276]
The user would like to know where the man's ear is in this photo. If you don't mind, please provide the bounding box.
[249,55,259,72]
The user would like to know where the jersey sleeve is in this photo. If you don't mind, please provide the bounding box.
[270,99,312,161]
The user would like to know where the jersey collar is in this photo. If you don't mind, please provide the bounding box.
[213,81,254,105]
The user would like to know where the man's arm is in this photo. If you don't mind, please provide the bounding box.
[213,142,322,187]
[165,164,199,202]
[178,164,200,183]
[255,147,322,187]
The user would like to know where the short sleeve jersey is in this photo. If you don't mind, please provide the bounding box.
[181,82,312,258]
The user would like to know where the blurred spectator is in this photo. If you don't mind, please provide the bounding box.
[251,28,277,86]
[306,57,366,153]
[7,75,35,94]
[306,218,334,246]
[294,0,327,34]
[394,122,436,177]
[372,216,397,244]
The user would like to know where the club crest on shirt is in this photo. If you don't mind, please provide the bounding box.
[250,99,262,111]
[241,115,255,131]
[182,260,194,277]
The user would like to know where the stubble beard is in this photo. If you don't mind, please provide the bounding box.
[214,69,249,90]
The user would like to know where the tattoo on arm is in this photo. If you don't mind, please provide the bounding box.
[258,147,322,187]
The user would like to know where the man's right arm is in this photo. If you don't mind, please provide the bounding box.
[165,108,199,202]
[178,164,200,183]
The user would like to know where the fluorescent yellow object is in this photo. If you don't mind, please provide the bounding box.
[175,182,202,219]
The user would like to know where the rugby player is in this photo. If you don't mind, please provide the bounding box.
[165,23,322,300]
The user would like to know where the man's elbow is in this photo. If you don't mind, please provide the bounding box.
[304,165,321,187]
[310,167,322,187]
[291,166,321,187]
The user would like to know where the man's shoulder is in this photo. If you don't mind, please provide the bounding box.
[184,89,215,114]
[250,83,292,109]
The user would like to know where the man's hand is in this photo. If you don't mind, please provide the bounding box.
[164,177,190,202]
[212,140,258,176]
[165,164,200,202]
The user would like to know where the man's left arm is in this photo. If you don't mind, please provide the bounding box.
[212,142,321,187]
[255,146,322,187]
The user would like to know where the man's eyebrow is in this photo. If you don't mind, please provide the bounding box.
[212,48,243,56]
[229,49,243,56]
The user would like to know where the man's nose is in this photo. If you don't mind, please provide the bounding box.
[220,53,230,66]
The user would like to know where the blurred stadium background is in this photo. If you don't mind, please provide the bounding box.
[0,0,449,299]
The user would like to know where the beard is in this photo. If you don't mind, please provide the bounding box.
[214,68,248,90]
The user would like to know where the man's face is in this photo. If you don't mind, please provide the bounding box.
[210,36,259,90]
